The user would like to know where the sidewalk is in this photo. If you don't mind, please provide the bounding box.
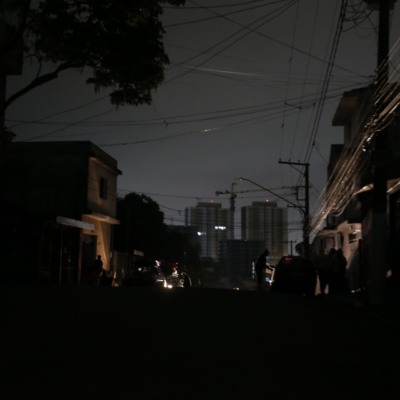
[1,284,399,399]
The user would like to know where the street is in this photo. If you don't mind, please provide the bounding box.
[1,284,399,399]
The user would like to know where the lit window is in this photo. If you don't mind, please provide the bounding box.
[100,177,108,199]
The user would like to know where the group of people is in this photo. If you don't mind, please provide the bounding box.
[315,248,348,295]
[255,247,349,295]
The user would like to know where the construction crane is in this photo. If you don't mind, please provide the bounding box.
[215,183,267,240]
[215,182,237,240]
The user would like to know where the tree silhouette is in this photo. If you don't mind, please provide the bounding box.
[114,192,201,267]
[1,0,185,113]
[115,192,166,258]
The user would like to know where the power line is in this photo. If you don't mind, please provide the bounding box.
[165,0,292,27]
[302,0,349,169]
[165,0,298,84]
[167,0,370,80]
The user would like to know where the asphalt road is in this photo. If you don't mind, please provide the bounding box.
[1,284,399,399]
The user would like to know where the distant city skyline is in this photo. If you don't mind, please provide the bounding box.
[185,201,229,260]
[241,201,288,262]
[184,199,288,260]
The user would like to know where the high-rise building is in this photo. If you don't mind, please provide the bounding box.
[241,201,288,263]
[185,202,229,260]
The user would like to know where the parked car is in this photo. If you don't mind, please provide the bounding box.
[164,270,184,288]
[270,255,317,296]
[163,269,193,289]
[122,259,167,288]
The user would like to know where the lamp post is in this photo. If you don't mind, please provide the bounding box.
[239,177,309,258]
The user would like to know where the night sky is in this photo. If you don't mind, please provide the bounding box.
[5,0,400,246]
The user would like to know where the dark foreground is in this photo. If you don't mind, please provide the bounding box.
[1,284,400,399]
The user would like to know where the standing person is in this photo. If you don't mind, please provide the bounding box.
[255,249,269,291]
[326,248,337,294]
[94,255,105,286]
[313,252,331,295]
[331,248,348,295]
[182,272,192,288]
[94,255,103,274]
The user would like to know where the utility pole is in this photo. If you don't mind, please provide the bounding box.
[215,182,237,240]
[289,240,296,255]
[364,0,397,305]
[282,240,297,255]
[239,177,307,260]
[278,160,310,259]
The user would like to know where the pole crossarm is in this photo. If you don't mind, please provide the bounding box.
[277,160,311,258]
[239,176,311,258]
[239,177,305,218]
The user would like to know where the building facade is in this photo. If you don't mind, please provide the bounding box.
[241,201,288,264]
[312,85,400,293]
[0,141,121,284]
[185,202,229,261]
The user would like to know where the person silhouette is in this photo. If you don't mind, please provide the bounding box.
[330,248,348,295]
[313,251,331,295]
[94,255,107,286]
[94,255,103,273]
[255,249,270,291]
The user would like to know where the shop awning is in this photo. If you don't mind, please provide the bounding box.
[56,216,95,230]
[83,212,120,225]
[354,177,400,196]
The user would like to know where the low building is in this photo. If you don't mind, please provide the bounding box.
[0,141,121,284]
[312,85,400,293]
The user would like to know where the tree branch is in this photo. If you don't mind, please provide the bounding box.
[2,62,71,112]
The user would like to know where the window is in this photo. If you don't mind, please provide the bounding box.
[100,177,108,200]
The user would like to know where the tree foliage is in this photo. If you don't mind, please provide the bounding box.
[162,226,201,266]
[114,192,200,264]
[2,0,185,111]
[115,192,166,257]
